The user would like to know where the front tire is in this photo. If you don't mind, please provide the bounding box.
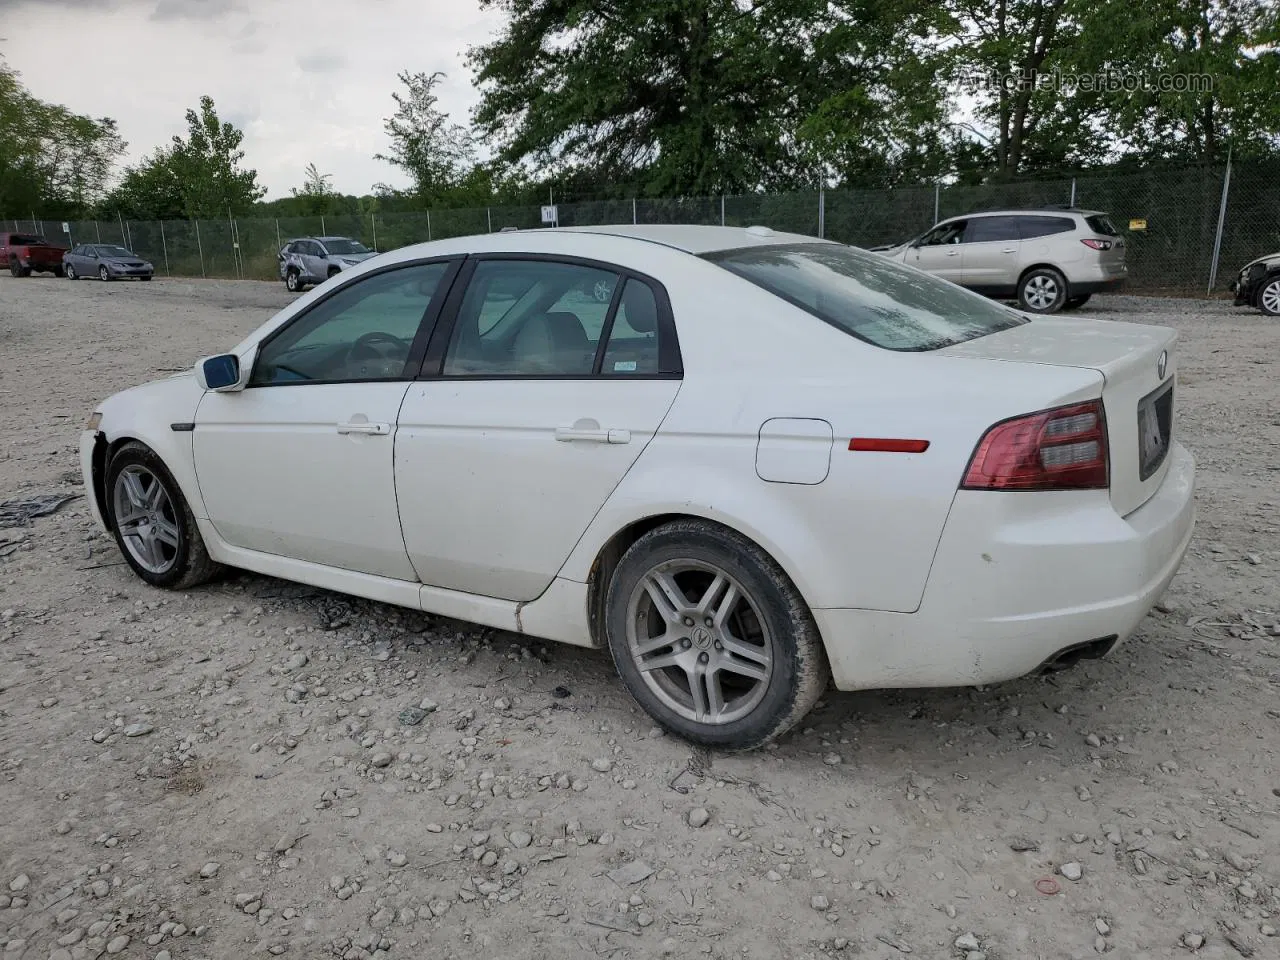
[285,268,301,292]
[65,264,77,280]
[604,520,830,750]
[106,442,222,590]
[1258,277,1280,317]
[99,265,110,281]
[1018,267,1068,313]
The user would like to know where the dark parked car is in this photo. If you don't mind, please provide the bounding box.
[64,244,154,281]
[1229,250,1280,316]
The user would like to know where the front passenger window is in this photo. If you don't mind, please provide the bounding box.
[251,262,449,385]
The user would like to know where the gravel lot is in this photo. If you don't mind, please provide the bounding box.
[1,275,1278,960]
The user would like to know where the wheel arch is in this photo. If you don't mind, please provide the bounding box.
[1017,262,1069,289]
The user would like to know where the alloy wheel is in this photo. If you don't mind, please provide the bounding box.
[1024,275,1059,310]
[112,464,180,574]
[1261,279,1280,316]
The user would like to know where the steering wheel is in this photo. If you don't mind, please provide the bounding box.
[345,331,408,371]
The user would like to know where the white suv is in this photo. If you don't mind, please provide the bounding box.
[872,209,1128,313]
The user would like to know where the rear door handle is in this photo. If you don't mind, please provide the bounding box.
[336,420,390,435]
[555,426,631,444]
[945,250,959,257]
[1002,247,1017,253]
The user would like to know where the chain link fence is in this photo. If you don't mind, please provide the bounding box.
[8,161,1278,294]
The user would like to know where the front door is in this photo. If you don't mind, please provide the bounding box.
[907,219,967,283]
[395,258,683,601]
[960,215,1022,292]
[193,259,458,579]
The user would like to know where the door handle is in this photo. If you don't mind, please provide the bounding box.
[945,250,960,256]
[336,420,390,435]
[1001,247,1017,253]
[555,426,631,444]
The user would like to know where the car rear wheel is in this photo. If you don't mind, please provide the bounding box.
[1062,294,1091,311]
[604,519,830,750]
[99,265,110,281]
[106,442,222,590]
[285,268,301,292]
[1258,277,1280,317]
[1018,267,1068,313]
[9,258,29,277]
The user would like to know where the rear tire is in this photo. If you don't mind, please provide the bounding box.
[1018,267,1068,313]
[604,519,830,750]
[1062,294,1091,311]
[9,258,29,277]
[1258,277,1280,317]
[105,442,222,590]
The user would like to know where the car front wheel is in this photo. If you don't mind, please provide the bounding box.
[99,265,110,281]
[1258,277,1280,317]
[286,268,301,292]
[604,519,830,750]
[1018,267,1068,313]
[65,264,77,280]
[106,442,222,590]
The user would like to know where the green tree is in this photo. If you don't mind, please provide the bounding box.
[168,95,266,217]
[289,162,342,215]
[99,146,187,220]
[375,70,478,204]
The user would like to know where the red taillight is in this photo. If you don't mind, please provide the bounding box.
[962,400,1108,491]
[1081,238,1112,251]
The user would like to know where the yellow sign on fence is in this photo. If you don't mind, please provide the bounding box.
[1129,218,1148,231]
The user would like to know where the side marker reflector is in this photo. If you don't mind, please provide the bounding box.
[848,438,930,453]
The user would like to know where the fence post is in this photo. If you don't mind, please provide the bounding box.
[934,182,940,225]
[321,215,326,235]
[1207,150,1233,296]
[371,213,377,251]
[195,220,205,278]
[275,219,281,251]
[125,221,133,252]
[487,207,493,233]
[720,195,725,226]
[632,198,637,225]
[160,221,170,276]
[818,186,826,238]
[1069,178,1077,208]
[95,221,101,242]
[426,211,432,241]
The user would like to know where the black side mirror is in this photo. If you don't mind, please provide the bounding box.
[198,354,240,391]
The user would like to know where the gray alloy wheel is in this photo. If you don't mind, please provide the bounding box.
[112,463,181,575]
[99,264,110,281]
[286,268,300,292]
[625,559,774,725]
[65,263,76,280]
[1259,277,1280,317]
[1018,267,1068,313]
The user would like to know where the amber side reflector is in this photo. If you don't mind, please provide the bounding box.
[848,438,930,453]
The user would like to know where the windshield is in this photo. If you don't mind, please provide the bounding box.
[704,242,1028,351]
[322,239,370,256]
[10,234,45,246]
[97,245,135,258]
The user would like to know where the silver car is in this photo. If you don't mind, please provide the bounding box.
[278,236,377,292]
[64,243,155,282]
[872,209,1128,313]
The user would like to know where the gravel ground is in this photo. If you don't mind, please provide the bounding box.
[1,275,1278,960]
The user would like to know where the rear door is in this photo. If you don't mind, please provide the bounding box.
[907,220,966,282]
[960,216,1022,291]
[394,257,683,601]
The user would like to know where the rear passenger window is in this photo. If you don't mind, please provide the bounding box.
[1017,216,1076,239]
[965,217,1020,242]
[601,280,661,375]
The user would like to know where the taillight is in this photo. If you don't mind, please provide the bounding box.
[962,400,1108,491]
[1081,238,1112,251]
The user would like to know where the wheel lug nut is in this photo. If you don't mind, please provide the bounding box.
[704,618,713,627]
[682,639,692,650]
[714,641,722,650]
[682,617,694,627]
[698,652,709,664]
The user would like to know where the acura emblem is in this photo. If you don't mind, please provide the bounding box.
[1157,350,1168,380]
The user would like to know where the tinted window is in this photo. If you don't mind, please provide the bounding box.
[601,279,661,375]
[324,238,370,256]
[919,221,966,246]
[97,245,133,258]
[705,242,1026,352]
[442,260,620,376]
[1018,216,1076,239]
[1085,214,1120,236]
[965,216,1021,243]
[251,262,449,385]
[8,234,44,245]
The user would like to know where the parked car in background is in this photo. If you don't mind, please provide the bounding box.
[870,209,1127,314]
[278,236,377,292]
[64,244,154,281]
[1229,250,1280,316]
[1,231,66,277]
[80,224,1193,749]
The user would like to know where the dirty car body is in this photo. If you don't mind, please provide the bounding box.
[81,224,1196,748]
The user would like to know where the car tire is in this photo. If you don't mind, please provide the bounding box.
[285,268,301,292]
[65,264,77,280]
[1258,277,1280,317]
[52,264,65,278]
[106,442,222,590]
[9,258,29,277]
[141,275,152,282]
[1018,267,1068,313]
[1062,294,1091,311]
[604,519,830,750]
[99,265,110,282]
[328,267,341,280]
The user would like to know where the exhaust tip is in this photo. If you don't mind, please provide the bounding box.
[1037,635,1119,673]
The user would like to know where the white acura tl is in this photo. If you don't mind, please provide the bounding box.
[80,225,1196,748]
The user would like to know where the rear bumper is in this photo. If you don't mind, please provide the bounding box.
[815,441,1195,691]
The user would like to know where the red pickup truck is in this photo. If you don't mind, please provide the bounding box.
[1,232,67,277]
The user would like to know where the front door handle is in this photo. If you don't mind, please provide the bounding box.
[555,426,631,444]
[945,250,960,257]
[336,420,390,436]
[1001,247,1017,253]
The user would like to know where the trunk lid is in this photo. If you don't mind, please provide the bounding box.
[942,317,1177,516]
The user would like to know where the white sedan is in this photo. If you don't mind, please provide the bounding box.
[80,225,1196,748]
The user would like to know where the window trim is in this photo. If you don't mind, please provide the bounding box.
[246,256,464,389]
[416,252,683,381]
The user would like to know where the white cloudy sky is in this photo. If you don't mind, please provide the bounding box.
[1,0,504,197]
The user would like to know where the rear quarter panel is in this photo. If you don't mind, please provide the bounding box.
[558,263,1105,613]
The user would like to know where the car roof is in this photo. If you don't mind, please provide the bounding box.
[550,223,833,254]
[944,208,1107,219]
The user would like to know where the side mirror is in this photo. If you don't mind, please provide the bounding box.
[195,354,243,392]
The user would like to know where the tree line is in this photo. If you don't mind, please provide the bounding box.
[3,0,1278,223]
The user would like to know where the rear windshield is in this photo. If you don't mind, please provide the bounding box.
[1085,214,1120,236]
[8,234,45,246]
[704,242,1027,351]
